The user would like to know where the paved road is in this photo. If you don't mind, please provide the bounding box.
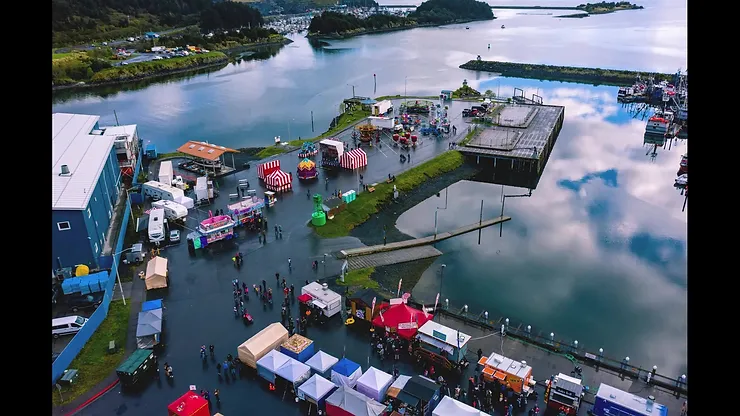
[72,98,484,415]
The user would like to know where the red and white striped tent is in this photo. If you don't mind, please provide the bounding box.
[340,148,368,170]
[258,160,281,180]
[265,170,293,192]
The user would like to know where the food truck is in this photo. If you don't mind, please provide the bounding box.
[319,139,344,169]
[478,352,536,395]
[300,282,342,318]
[544,373,584,415]
[592,383,668,416]
[416,321,470,362]
[196,213,236,245]
[228,197,264,228]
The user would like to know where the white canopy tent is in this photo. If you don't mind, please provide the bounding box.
[276,358,312,387]
[256,349,291,383]
[355,366,394,402]
[305,350,339,374]
[297,374,337,405]
[432,396,491,416]
[325,385,386,416]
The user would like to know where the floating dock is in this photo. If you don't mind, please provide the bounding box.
[459,104,565,189]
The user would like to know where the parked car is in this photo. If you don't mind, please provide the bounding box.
[462,109,471,117]
[169,229,181,243]
[66,292,104,313]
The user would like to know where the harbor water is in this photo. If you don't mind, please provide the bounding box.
[51,0,687,378]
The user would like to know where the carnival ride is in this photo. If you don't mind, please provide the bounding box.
[356,123,379,145]
[298,158,318,180]
[298,142,318,158]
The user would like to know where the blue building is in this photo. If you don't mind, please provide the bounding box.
[52,113,123,271]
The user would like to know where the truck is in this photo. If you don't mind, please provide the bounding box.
[368,116,395,130]
[158,161,173,187]
[152,200,188,222]
[141,181,185,202]
[148,208,167,245]
[372,100,393,116]
[122,243,146,265]
[195,176,215,203]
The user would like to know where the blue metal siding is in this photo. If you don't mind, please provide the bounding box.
[52,210,94,270]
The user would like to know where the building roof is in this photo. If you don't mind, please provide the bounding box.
[417,320,471,349]
[595,384,668,416]
[52,113,116,210]
[176,140,238,161]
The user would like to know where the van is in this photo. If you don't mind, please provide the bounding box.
[52,315,88,338]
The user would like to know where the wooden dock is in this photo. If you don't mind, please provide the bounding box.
[339,216,512,259]
[347,245,442,270]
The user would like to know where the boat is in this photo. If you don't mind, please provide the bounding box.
[645,109,673,135]
[465,26,469,29]
[674,174,688,187]
[680,153,687,167]
[501,25,505,29]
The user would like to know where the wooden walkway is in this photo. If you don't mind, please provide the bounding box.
[339,216,512,258]
[347,245,442,270]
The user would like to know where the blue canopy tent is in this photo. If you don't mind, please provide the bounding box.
[142,299,164,312]
[330,358,362,389]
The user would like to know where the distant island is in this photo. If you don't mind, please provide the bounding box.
[308,0,494,38]
[459,59,672,87]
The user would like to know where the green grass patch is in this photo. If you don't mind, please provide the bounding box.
[337,267,378,295]
[255,110,371,159]
[313,151,464,238]
[52,300,131,406]
[459,128,479,146]
[91,51,227,83]
[158,151,189,159]
[374,95,439,101]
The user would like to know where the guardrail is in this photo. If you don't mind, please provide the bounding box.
[405,298,688,396]
[52,163,137,386]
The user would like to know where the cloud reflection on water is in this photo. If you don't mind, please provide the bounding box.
[396,85,687,375]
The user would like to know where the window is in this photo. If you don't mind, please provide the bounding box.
[87,208,91,218]
[94,243,99,253]
[57,222,71,231]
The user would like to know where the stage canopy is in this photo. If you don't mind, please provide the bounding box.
[432,395,491,416]
[371,302,431,339]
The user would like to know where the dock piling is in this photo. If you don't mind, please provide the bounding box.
[572,340,578,353]
[526,325,531,338]
[550,332,554,344]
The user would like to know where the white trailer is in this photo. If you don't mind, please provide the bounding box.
[372,100,393,116]
[158,161,173,186]
[195,176,214,203]
[141,181,185,202]
[301,282,342,318]
[368,116,395,130]
[152,200,188,221]
[148,208,166,245]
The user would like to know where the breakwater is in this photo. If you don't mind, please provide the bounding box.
[460,60,673,87]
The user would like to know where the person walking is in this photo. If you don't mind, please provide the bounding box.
[275,273,280,285]
[278,225,283,239]
[216,361,222,377]
[214,389,220,405]
[274,225,279,239]
[209,344,215,358]
[288,258,292,270]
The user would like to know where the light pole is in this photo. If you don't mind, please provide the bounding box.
[112,247,133,305]
[404,76,408,98]
[347,84,355,98]
[434,187,448,240]
[288,118,294,142]
[438,264,446,321]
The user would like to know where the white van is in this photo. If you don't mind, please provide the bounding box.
[52,315,88,338]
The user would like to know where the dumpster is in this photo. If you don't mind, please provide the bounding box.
[116,349,156,387]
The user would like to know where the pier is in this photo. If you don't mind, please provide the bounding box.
[338,216,512,259]
[459,103,564,189]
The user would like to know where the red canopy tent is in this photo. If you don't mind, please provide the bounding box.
[297,293,312,303]
[265,170,293,192]
[340,148,368,170]
[258,160,281,180]
[371,302,431,340]
[167,392,210,416]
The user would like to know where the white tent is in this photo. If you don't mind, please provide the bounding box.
[387,374,412,399]
[305,350,339,374]
[325,385,386,416]
[256,349,291,383]
[297,374,337,405]
[355,366,394,402]
[238,322,290,368]
[276,358,312,386]
[432,396,491,416]
[145,256,168,290]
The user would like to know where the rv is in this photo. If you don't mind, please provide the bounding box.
[158,161,173,186]
[148,208,167,245]
[141,181,185,202]
[152,200,188,222]
[372,100,393,116]
[368,116,395,130]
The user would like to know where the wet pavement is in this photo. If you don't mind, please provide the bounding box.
[74,99,478,415]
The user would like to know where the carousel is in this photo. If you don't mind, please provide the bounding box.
[298,142,318,158]
[356,123,378,145]
[297,158,318,180]
[392,132,418,149]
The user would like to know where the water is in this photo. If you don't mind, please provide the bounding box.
[51,0,687,375]
[52,0,686,152]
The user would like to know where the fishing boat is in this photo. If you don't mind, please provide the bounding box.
[677,153,687,175]
[674,174,688,188]
[645,109,673,135]
[501,25,505,29]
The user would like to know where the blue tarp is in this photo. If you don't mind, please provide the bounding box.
[332,358,360,377]
[61,271,109,295]
[142,299,163,312]
[98,256,113,269]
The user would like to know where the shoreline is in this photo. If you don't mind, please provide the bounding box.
[459,59,674,87]
[307,18,493,41]
[51,38,291,93]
